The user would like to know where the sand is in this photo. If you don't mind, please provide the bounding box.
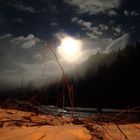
[0,125,91,140]
[0,108,140,140]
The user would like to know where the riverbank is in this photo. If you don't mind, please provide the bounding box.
[0,108,140,140]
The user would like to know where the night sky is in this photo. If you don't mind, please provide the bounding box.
[0,0,140,88]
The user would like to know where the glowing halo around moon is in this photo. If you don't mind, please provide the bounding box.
[57,36,82,62]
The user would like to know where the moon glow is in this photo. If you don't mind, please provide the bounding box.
[57,36,82,62]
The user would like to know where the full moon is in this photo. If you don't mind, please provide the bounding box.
[57,36,82,62]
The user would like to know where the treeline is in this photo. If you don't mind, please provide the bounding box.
[1,42,140,109]
[72,42,140,108]
[44,42,140,109]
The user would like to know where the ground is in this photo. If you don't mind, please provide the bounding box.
[0,108,140,140]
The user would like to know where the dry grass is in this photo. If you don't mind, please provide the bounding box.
[0,107,140,140]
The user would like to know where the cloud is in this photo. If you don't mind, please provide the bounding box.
[103,38,114,46]
[1,33,102,88]
[0,32,129,88]
[124,10,129,16]
[113,26,122,33]
[13,4,38,13]
[130,11,139,16]
[124,10,139,17]
[105,33,129,53]
[71,17,103,39]
[11,34,40,49]
[72,17,92,30]
[0,34,13,39]
[81,21,92,29]
[71,17,78,23]
[108,10,117,16]
[112,26,123,37]
[86,27,103,40]
[86,32,98,40]
[99,24,109,30]
[0,34,40,68]
[91,27,103,35]
[0,34,50,87]
[64,0,121,15]
[50,22,59,27]
[0,1,38,13]
[0,34,40,67]
[109,20,115,24]
[80,48,101,62]
[72,17,110,41]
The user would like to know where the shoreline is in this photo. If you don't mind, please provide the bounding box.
[0,108,140,140]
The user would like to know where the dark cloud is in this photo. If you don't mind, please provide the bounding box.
[0,0,38,13]
[64,0,121,15]
[50,22,59,27]
[124,10,139,17]
[108,10,117,16]
[12,3,38,13]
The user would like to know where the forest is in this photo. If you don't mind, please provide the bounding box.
[1,42,140,109]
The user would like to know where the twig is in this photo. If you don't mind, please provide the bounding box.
[106,106,140,128]
[132,124,140,130]
[44,43,74,115]
[38,135,46,140]
[115,124,129,140]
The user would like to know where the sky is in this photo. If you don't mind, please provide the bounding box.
[0,0,140,88]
